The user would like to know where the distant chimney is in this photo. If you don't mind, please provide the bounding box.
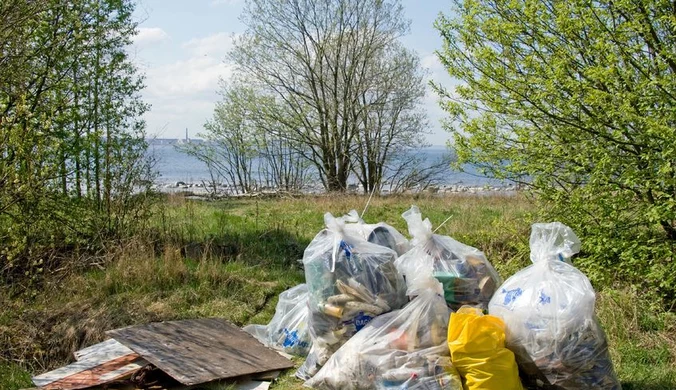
[185,128,189,143]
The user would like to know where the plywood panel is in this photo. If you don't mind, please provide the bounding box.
[73,338,134,361]
[106,318,294,386]
[32,352,142,389]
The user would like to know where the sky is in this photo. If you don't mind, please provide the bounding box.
[131,0,456,146]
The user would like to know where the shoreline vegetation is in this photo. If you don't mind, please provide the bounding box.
[1,194,674,389]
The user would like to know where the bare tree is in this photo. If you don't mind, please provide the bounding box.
[257,129,313,192]
[385,153,453,193]
[351,42,428,193]
[178,84,259,195]
[180,82,313,195]
[230,0,417,192]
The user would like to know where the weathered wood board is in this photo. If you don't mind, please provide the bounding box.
[106,318,294,386]
[73,338,134,361]
[32,338,144,390]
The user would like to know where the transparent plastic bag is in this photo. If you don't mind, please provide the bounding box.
[488,222,621,390]
[341,210,411,256]
[297,212,408,380]
[395,357,463,390]
[243,284,312,356]
[306,282,462,390]
[394,206,501,310]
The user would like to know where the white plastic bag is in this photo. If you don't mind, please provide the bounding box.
[395,206,501,310]
[297,212,408,380]
[305,281,462,390]
[243,284,312,356]
[341,210,411,256]
[488,222,621,389]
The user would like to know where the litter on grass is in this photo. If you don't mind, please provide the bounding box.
[489,222,621,389]
[297,212,408,380]
[395,206,501,310]
[31,208,621,390]
[244,283,312,357]
[306,279,461,389]
[341,209,411,256]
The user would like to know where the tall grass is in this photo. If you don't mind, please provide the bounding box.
[1,193,674,390]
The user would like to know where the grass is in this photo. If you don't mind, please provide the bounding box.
[1,193,674,389]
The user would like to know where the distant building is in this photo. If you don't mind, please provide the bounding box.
[177,128,190,144]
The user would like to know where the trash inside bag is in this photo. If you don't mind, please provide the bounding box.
[342,209,411,256]
[297,212,408,380]
[306,282,462,390]
[395,206,501,310]
[448,306,523,390]
[243,284,312,356]
[488,222,621,390]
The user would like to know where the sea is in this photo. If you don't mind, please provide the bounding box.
[147,141,509,191]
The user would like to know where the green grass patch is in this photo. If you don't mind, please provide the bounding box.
[1,194,674,390]
[0,363,32,389]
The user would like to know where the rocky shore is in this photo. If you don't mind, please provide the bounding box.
[152,180,521,198]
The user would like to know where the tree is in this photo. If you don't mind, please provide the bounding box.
[0,0,151,282]
[383,152,453,193]
[180,82,312,195]
[435,0,676,298]
[230,0,428,192]
[351,42,429,193]
[253,96,314,192]
[179,84,260,195]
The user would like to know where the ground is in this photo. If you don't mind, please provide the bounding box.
[1,194,674,389]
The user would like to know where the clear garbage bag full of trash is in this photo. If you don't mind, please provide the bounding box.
[341,210,411,256]
[296,212,408,381]
[243,284,312,356]
[394,206,501,310]
[488,222,621,390]
[305,280,462,390]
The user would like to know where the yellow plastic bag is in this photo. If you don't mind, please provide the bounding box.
[448,307,523,390]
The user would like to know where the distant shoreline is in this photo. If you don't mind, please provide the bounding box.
[152,180,521,198]
[146,138,450,150]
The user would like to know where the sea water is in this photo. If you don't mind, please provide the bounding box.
[147,142,510,191]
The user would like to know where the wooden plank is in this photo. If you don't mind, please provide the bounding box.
[251,370,280,381]
[33,338,145,389]
[32,353,143,389]
[234,381,271,390]
[73,338,133,361]
[106,318,294,386]
[163,379,272,390]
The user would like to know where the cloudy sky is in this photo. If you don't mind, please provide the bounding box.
[132,0,456,146]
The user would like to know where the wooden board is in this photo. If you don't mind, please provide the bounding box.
[106,318,294,386]
[179,380,271,390]
[234,381,271,390]
[32,339,143,390]
[73,338,134,361]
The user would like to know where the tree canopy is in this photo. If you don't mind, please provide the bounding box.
[435,0,676,299]
[1,0,151,282]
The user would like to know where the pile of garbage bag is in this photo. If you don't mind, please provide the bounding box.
[243,206,620,390]
[306,279,461,389]
[297,212,408,380]
[341,210,411,256]
[243,284,312,356]
[489,222,621,389]
[395,206,501,310]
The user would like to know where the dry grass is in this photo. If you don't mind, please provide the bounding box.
[1,193,674,389]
